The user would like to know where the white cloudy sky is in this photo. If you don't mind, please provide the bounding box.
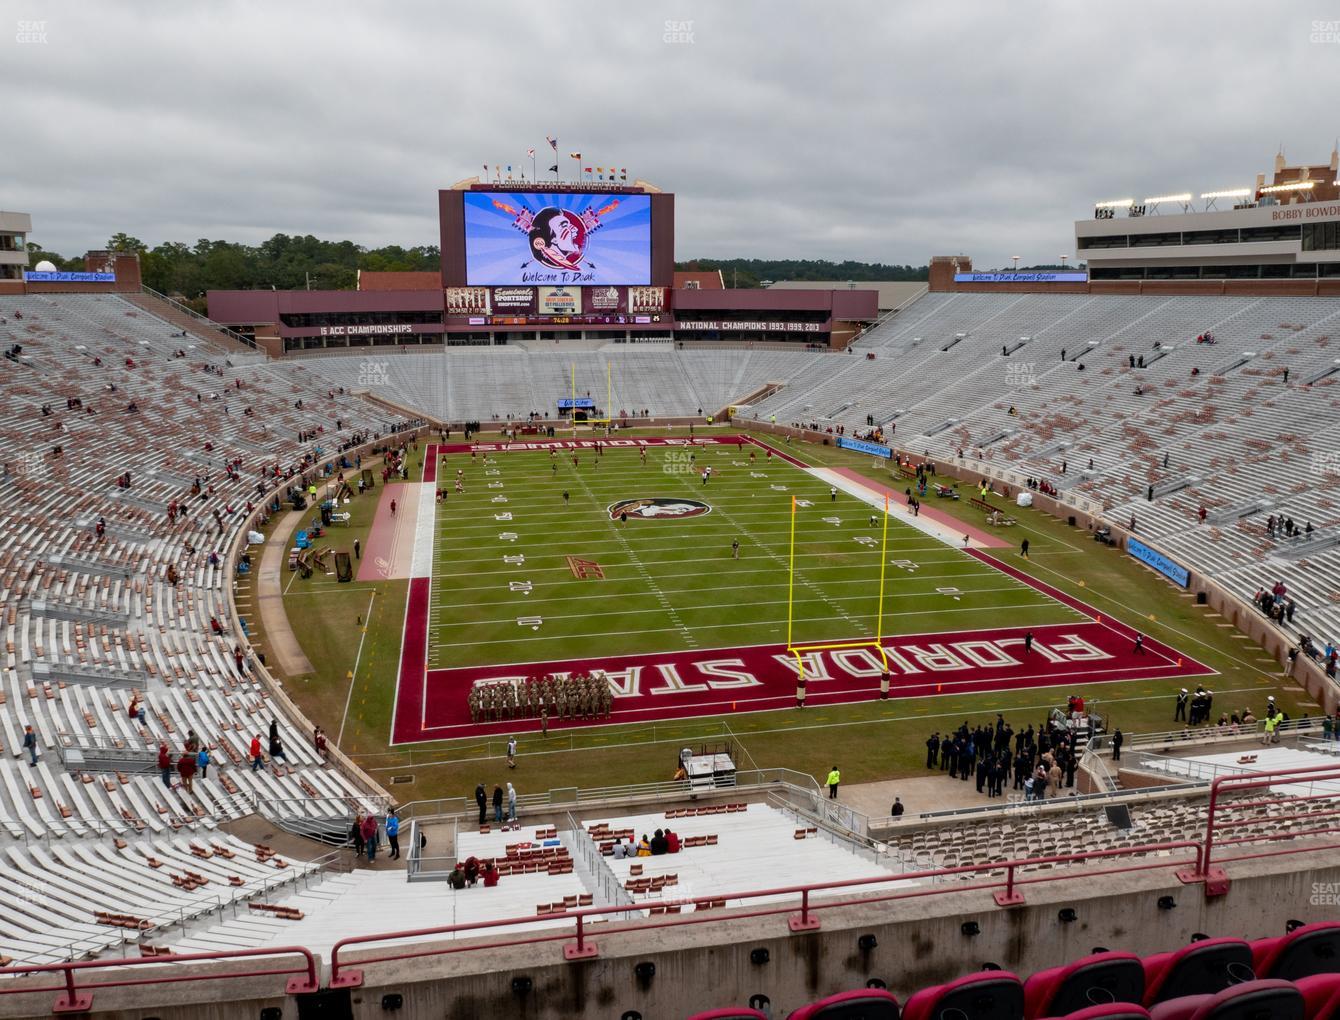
[6,0,1338,269]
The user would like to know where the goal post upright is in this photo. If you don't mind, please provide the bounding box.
[786,491,891,687]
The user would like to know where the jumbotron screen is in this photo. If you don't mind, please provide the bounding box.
[463,191,652,286]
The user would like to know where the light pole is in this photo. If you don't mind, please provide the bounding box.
[1060,255,1068,268]
[1011,256,1021,273]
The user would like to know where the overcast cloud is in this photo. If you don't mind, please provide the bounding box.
[5,0,1338,270]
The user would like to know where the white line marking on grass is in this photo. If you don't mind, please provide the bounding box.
[337,589,377,746]
[429,586,1060,623]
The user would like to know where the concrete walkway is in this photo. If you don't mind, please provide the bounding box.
[256,509,315,677]
[840,773,1030,821]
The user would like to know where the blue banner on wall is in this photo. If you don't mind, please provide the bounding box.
[837,436,892,459]
[1127,537,1190,587]
[953,272,1088,283]
[24,271,116,283]
[557,397,596,410]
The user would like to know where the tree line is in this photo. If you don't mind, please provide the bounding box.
[25,233,930,302]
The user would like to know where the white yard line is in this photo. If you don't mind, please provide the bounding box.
[337,589,378,746]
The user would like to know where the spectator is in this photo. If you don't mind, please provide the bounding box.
[492,784,504,824]
[22,725,38,767]
[891,797,905,818]
[665,829,680,853]
[448,865,466,890]
[249,733,264,771]
[362,813,379,862]
[196,744,210,780]
[482,860,500,887]
[177,752,196,794]
[351,813,365,858]
[651,829,669,855]
[158,742,172,788]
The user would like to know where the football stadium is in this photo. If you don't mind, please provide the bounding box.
[4,7,1340,1020]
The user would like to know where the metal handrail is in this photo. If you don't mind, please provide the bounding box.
[326,838,1205,988]
[0,945,317,1014]
[1089,717,1321,751]
[137,285,258,350]
[1187,761,1340,888]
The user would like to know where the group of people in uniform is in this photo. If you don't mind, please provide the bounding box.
[467,672,614,724]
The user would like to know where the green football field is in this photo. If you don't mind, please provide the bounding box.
[426,439,1084,671]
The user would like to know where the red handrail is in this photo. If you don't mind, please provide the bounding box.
[0,945,318,1015]
[328,839,1203,988]
[1182,761,1340,895]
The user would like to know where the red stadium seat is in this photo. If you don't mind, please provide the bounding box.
[1024,951,1145,1018]
[1251,922,1340,980]
[1296,973,1340,1019]
[786,988,900,1019]
[687,1010,769,1020]
[1145,978,1303,1020]
[1039,1006,1151,1020]
[901,971,1025,1020]
[1142,938,1254,1005]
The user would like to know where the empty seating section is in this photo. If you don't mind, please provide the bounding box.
[0,294,393,965]
[584,802,905,913]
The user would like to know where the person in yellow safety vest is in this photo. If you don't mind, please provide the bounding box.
[1261,714,1280,745]
[706,415,713,425]
[770,415,776,424]
[826,766,841,799]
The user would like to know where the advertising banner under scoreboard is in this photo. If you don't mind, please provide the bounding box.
[538,286,581,316]
[628,286,666,313]
[489,287,536,314]
[445,287,491,315]
[584,286,625,313]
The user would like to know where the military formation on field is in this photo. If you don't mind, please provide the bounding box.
[468,672,613,723]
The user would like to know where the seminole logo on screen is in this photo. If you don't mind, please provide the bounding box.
[608,498,711,521]
[463,191,652,287]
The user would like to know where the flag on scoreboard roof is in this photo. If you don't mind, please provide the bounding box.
[547,136,557,151]
[526,148,535,158]
[548,164,559,173]
[569,152,581,159]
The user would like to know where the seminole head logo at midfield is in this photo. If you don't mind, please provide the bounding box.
[491,197,623,273]
[608,498,712,521]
